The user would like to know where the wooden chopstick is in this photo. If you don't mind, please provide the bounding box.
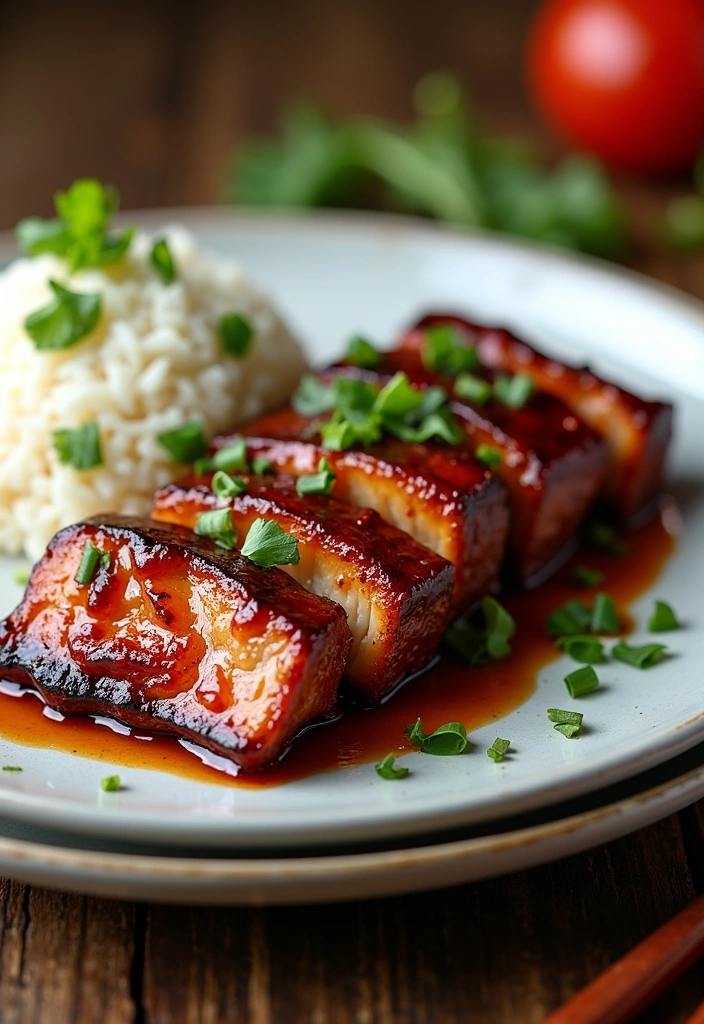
[685,999,704,1024]
[543,892,704,1024]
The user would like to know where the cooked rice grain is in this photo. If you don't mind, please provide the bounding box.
[0,226,307,560]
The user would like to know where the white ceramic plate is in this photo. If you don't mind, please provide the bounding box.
[0,209,702,850]
[0,741,701,904]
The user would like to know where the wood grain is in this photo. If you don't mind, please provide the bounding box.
[0,881,137,1023]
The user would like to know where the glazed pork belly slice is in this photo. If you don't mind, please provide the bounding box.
[331,359,609,586]
[225,413,509,616]
[152,475,454,704]
[400,314,673,522]
[0,516,352,771]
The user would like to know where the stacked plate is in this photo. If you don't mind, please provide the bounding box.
[0,212,702,905]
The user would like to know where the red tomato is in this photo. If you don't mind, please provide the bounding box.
[527,0,704,173]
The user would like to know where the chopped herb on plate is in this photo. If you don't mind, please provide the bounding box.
[345,335,382,370]
[219,313,254,357]
[487,738,511,762]
[157,421,207,464]
[150,238,177,284]
[492,373,535,410]
[25,280,101,351]
[564,664,600,698]
[241,518,300,568]
[475,443,502,468]
[455,372,492,405]
[555,635,605,664]
[101,775,121,792]
[548,708,584,738]
[421,323,479,375]
[53,421,103,470]
[612,641,667,669]
[296,457,336,496]
[590,593,621,635]
[375,754,410,780]
[572,565,604,588]
[211,471,247,500]
[74,542,111,586]
[648,600,680,633]
[405,718,468,755]
[195,508,238,550]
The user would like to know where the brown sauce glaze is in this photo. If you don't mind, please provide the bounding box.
[0,510,676,788]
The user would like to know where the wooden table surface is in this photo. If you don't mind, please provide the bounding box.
[1,1,704,1021]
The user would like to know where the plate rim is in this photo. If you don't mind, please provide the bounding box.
[0,749,701,904]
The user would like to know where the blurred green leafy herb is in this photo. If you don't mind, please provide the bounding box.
[227,72,625,259]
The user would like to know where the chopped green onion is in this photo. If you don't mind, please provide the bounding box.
[648,600,680,633]
[319,417,360,452]
[374,754,410,780]
[482,596,515,660]
[455,372,493,405]
[612,641,667,669]
[584,519,629,556]
[75,542,111,586]
[345,335,382,370]
[196,438,249,476]
[195,509,238,550]
[443,618,488,667]
[13,566,31,586]
[487,738,510,762]
[241,518,300,568]
[421,324,479,375]
[25,280,101,351]
[405,718,468,755]
[296,457,336,496]
[157,421,207,464]
[444,597,515,665]
[219,313,254,357]
[590,593,621,635]
[564,664,599,698]
[547,708,583,738]
[292,375,335,416]
[2,766,22,772]
[150,238,176,284]
[572,565,605,588]
[405,717,427,749]
[251,457,274,475]
[475,443,502,469]
[53,421,103,471]
[546,599,591,637]
[555,634,604,664]
[100,775,121,792]
[211,471,247,500]
[493,373,535,410]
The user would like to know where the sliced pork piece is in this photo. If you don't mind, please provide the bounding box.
[152,475,454,704]
[341,355,609,585]
[400,314,673,522]
[227,414,510,616]
[0,516,352,771]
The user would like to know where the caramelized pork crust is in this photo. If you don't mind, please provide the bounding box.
[152,475,454,704]
[227,414,510,615]
[0,516,352,770]
[341,356,609,585]
[401,314,673,522]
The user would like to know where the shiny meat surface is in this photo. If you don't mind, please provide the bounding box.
[401,314,673,522]
[339,357,610,584]
[228,416,510,615]
[0,516,352,771]
[152,474,455,703]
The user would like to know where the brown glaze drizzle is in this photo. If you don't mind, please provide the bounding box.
[0,511,676,788]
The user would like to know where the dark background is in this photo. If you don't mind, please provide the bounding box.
[0,0,542,226]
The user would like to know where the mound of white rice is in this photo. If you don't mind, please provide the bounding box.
[0,226,307,560]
